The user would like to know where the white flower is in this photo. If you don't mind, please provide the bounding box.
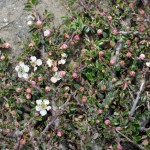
[58,59,66,65]
[146,62,150,67]
[46,59,53,67]
[30,56,42,71]
[50,72,61,83]
[35,99,51,116]
[15,62,29,79]
[61,53,67,58]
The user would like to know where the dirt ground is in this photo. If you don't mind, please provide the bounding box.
[0,0,67,59]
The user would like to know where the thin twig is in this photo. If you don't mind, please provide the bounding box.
[129,79,145,116]
[116,130,147,150]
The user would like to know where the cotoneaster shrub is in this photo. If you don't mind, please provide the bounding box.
[0,0,149,149]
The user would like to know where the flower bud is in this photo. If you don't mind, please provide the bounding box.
[126,52,132,58]
[105,119,110,126]
[99,51,104,57]
[74,35,80,40]
[27,20,33,26]
[139,54,145,60]
[97,29,103,35]
[108,16,112,21]
[60,44,68,50]
[26,88,32,93]
[36,20,42,28]
[1,55,5,60]
[129,71,135,76]
[16,88,21,93]
[26,94,31,99]
[44,29,51,37]
[72,73,78,79]
[82,96,87,102]
[57,131,62,137]
[45,86,51,92]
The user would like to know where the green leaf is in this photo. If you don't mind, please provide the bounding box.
[32,0,38,5]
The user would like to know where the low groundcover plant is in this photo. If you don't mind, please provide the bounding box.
[0,0,149,149]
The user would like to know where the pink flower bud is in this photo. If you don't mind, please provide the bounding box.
[129,71,135,76]
[113,29,118,35]
[11,110,16,116]
[29,43,34,47]
[64,33,69,39]
[108,16,112,21]
[105,119,111,126]
[26,94,31,100]
[101,85,106,90]
[26,88,32,93]
[20,139,26,145]
[60,71,66,77]
[0,55,5,60]
[140,10,145,16]
[117,144,123,150]
[129,2,134,8]
[126,40,131,45]
[38,76,43,81]
[16,88,21,93]
[80,86,84,92]
[52,66,58,72]
[134,37,139,42]
[72,73,78,79]
[36,20,42,28]
[27,20,33,26]
[74,35,80,40]
[126,52,132,58]
[82,96,87,102]
[99,51,104,57]
[110,59,116,65]
[15,121,19,127]
[34,112,39,117]
[45,86,51,92]
[119,61,125,67]
[2,43,10,48]
[139,54,145,60]
[70,41,75,46]
[57,131,62,137]
[98,109,103,114]
[44,29,51,37]
[140,26,145,32]
[60,44,68,50]
[97,29,103,35]
[30,80,36,85]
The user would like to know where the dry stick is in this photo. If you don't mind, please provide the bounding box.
[116,130,147,150]
[129,79,145,116]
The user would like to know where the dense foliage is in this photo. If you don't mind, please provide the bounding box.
[0,0,149,149]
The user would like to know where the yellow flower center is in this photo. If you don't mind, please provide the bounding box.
[41,103,47,109]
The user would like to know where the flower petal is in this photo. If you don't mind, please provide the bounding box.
[50,77,58,83]
[60,59,66,64]
[36,100,42,105]
[43,99,49,105]
[37,59,42,66]
[61,53,67,58]
[46,106,51,111]
[146,62,150,67]
[19,62,25,67]
[30,56,36,61]
[22,73,28,79]
[36,105,41,111]
[18,72,23,78]
[15,65,19,72]
[40,109,47,116]
[24,65,29,72]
